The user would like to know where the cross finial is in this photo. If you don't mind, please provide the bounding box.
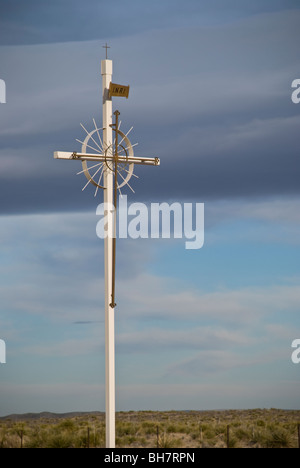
[103,43,110,59]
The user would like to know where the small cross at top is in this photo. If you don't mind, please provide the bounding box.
[103,43,110,59]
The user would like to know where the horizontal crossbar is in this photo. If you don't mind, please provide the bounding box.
[54,151,160,166]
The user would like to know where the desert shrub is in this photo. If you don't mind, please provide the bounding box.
[0,428,7,448]
[165,422,191,434]
[58,419,75,431]
[47,432,74,448]
[74,427,104,448]
[191,430,201,441]
[227,433,238,448]
[123,435,137,445]
[158,432,182,448]
[141,421,159,435]
[249,429,265,447]
[166,423,177,433]
[116,422,138,437]
[25,428,48,448]
[234,426,250,441]
[256,419,266,427]
[203,427,216,440]
[264,427,292,448]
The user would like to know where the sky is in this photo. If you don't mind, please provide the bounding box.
[0,0,300,415]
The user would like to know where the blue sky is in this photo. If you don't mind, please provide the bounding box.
[0,1,300,415]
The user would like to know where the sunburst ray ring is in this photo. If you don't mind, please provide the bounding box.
[78,121,136,191]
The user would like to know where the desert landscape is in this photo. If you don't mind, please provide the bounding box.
[0,409,299,448]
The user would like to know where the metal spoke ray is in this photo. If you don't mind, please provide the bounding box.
[119,167,139,178]
[82,164,103,191]
[124,142,138,151]
[77,161,103,175]
[80,123,103,152]
[117,168,135,193]
[93,118,104,149]
[94,165,105,197]
[76,139,102,154]
[118,126,133,147]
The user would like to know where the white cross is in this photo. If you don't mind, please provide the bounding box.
[54,58,159,448]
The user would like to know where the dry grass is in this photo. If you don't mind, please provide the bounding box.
[0,409,299,448]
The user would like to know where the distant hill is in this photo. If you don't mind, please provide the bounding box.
[0,411,104,421]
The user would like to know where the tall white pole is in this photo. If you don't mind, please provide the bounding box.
[54,55,159,448]
[101,59,115,448]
